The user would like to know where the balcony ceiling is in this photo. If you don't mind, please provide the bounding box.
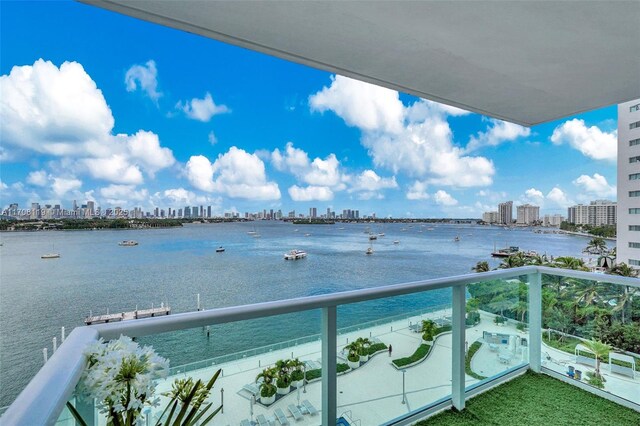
[82,1,639,126]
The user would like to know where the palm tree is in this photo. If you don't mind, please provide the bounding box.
[553,256,588,271]
[499,253,526,269]
[580,340,611,379]
[608,263,639,278]
[472,261,490,273]
[584,237,607,255]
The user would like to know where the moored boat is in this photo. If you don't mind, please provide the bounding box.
[366,247,374,255]
[41,253,60,259]
[284,249,307,260]
[216,246,225,253]
[118,240,138,246]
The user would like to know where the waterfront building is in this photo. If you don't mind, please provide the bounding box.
[618,98,640,267]
[516,204,540,225]
[498,201,513,225]
[482,211,499,223]
[567,200,616,226]
[543,214,564,227]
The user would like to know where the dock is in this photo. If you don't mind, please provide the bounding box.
[84,305,170,325]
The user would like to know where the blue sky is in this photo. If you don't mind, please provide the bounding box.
[0,1,619,218]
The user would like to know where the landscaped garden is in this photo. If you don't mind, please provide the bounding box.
[415,371,640,425]
[392,321,451,368]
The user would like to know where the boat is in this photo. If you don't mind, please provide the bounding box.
[491,245,520,257]
[118,240,138,246]
[41,253,60,259]
[369,234,377,240]
[216,246,225,253]
[366,247,374,255]
[378,232,385,237]
[454,236,460,242]
[284,249,307,260]
[393,240,400,244]
[304,233,312,237]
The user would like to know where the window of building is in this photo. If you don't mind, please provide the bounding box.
[631,191,640,197]
[631,225,640,231]
[631,138,640,147]
[631,173,640,180]
[631,208,640,214]
[631,156,640,163]
[631,121,640,130]
[630,259,640,266]
[630,242,640,249]
[631,104,640,113]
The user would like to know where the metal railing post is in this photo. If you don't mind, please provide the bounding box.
[451,284,466,411]
[528,271,542,373]
[321,306,337,426]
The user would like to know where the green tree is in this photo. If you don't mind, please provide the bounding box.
[584,237,607,255]
[580,340,611,379]
[472,261,490,273]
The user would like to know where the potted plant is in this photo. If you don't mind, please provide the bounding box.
[356,337,371,362]
[289,358,305,388]
[494,316,506,326]
[345,342,361,369]
[421,319,437,344]
[256,368,277,405]
[274,360,292,395]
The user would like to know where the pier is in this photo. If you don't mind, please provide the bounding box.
[84,305,170,325]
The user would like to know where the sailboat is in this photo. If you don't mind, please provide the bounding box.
[42,244,60,259]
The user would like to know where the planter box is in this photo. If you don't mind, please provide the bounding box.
[359,354,369,362]
[347,359,360,369]
[291,380,303,388]
[276,386,290,395]
[261,394,275,405]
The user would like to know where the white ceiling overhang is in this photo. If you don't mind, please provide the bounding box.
[80,0,640,126]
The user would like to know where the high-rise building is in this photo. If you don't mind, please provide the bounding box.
[617,98,640,267]
[482,211,499,223]
[310,207,317,218]
[30,202,40,219]
[543,214,564,227]
[568,201,616,226]
[207,206,212,218]
[498,201,513,224]
[516,204,540,225]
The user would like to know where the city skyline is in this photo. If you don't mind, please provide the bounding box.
[0,1,619,218]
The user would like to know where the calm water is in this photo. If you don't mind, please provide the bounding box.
[0,222,592,406]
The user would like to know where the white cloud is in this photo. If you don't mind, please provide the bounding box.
[208,131,218,145]
[99,184,149,206]
[271,142,342,187]
[83,155,144,185]
[310,77,494,188]
[185,147,281,200]
[176,92,229,122]
[309,75,404,133]
[348,170,397,192]
[125,60,161,102]
[288,185,334,201]
[26,170,49,187]
[546,187,573,208]
[550,119,617,162]
[1,59,114,156]
[121,130,175,175]
[434,190,458,206]
[51,177,82,197]
[406,181,430,200]
[1,59,175,187]
[573,173,616,197]
[522,188,545,206]
[466,119,531,152]
[154,188,219,206]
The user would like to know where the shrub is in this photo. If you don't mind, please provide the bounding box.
[494,316,506,325]
[586,371,605,389]
[304,363,349,381]
[367,343,388,355]
[465,341,487,380]
[290,369,304,382]
[392,343,431,367]
[260,383,276,398]
[466,311,481,326]
[516,322,528,332]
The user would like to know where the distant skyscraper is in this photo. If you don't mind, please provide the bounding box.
[498,201,513,224]
[568,200,616,226]
[310,207,317,218]
[207,206,212,218]
[86,201,95,217]
[617,98,640,267]
[516,204,539,225]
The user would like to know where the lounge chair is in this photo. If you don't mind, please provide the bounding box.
[288,404,303,421]
[256,414,270,426]
[243,383,259,395]
[274,408,290,425]
[301,399,318,415]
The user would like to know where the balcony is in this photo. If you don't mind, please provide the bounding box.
[2,266,639,425]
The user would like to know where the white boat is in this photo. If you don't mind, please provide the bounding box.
[118,240,138,246]
[284,249,307,260]
[216,246,225,253]
[366,247,374,255]
[378,232,385,237]
[41,253,60,259]
[368,234,377,240]
[454,236,460,242]
[393,240,400,244]
[304,233,312,237]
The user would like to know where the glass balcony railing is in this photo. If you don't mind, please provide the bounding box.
[2,266,638,425]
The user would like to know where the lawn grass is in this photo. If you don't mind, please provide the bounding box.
[415,371,640,425]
